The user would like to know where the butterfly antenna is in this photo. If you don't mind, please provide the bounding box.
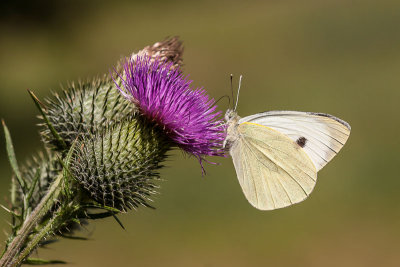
[234,75,242,111]
[215,94,230,108]
[230,74,234,109]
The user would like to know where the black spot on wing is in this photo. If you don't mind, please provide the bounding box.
[296,137,307,148]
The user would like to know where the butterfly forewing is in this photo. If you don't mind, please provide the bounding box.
[238,111,351,171]
[230,122,317,210]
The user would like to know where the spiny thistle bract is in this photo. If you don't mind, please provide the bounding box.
[71,116,171,211]
[41,78,135,151]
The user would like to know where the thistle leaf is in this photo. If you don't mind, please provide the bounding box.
[85,211,114,220]
[26,167,41,203]
[10,176,17,220]
[81,203,121,214]
[2,119,26,193]
[112,214,125,230]
[58,139,79,199]
[58,234,88,240]
[24,258,66,265]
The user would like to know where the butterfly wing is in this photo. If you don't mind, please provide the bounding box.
[238,111,351,171]
[230,122,317,210]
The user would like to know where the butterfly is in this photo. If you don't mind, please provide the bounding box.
[223,76,351,210]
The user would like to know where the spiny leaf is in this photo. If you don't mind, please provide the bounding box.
[85,211,114,220]
[112,214,125,230]
[58,139,79,199]
[24,167,42,219]
[58,233,88,241]
[26,167,41,202]
[2,119,26,193]
[39,239,59,247]
[28,89,67,150]
[81,203,121,214]
[11,176,16,210]
[24,258,66,265]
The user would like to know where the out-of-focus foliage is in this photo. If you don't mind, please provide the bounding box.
[1,0,399,266]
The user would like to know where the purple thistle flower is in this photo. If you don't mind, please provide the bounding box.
[114,56,226,165]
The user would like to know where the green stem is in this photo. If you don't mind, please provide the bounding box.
[0,173,63,267]
[14,209,60,266]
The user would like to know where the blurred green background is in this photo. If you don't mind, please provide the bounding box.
[1,0,399,266]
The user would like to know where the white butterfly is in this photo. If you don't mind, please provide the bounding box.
[224,76,351,210]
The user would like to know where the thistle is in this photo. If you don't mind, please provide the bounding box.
[0,37,225,266]
[41,36,184,151]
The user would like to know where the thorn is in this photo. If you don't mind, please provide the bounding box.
[112,214,125,230]
[0,204,11,213]
[27,89,48,111]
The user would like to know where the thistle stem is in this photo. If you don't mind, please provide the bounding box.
[0,173,64,267]
[14,209,60,266]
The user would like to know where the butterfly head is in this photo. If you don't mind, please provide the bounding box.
[224,109,239,123]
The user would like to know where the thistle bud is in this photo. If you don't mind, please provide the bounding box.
[70,116,170,211]
[41,78,134,150]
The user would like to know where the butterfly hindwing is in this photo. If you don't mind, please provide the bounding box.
[230,122,317,210]
[238,111,351,171]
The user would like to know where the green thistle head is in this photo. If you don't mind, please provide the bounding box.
[40,77,134,150]
[70,116,171,211]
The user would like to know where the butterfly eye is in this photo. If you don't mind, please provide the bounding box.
[224,110,232,121]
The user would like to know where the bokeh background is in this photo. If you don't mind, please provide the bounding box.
[1,0,399,266]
